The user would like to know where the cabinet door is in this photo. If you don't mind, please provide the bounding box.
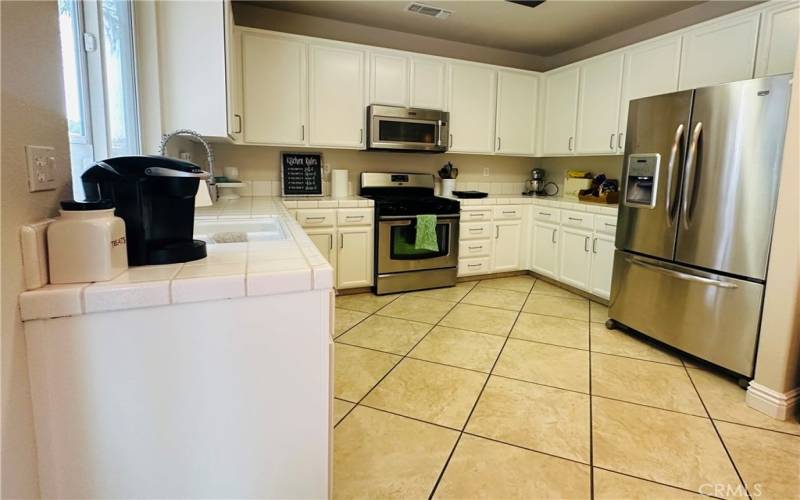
[531,221,559,279]
[337,227,372,289]
[542,67,580,155]
[241,32,307,145]
[678,12,760,90]
[559,226,592,291]
[225,4,242,141]
[590,232,615,300]
[576,53,624,155]
[369,51,409,106]
[496,71,538,155]
[448,63,497,153]
[410,56,448,110]
[306,229,336,265]
[157,0,229,138]
[755,1,800,77]
[618,35,682,148]
[309,44,366,148]
[492,221,522,273]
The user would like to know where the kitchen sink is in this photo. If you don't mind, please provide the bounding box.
[194,218,288,244]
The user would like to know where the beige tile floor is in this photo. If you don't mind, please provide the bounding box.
[332,275,800,500]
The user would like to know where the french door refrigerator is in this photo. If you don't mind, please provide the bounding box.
[610,74,792,377]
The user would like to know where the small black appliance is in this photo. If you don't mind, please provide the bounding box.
[81,155,209,266]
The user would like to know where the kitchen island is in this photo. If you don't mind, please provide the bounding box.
[20,198,333,499]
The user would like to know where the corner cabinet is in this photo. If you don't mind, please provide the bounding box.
[541,67,580,155]
[241,31,307,145]
[495,70,538,156]
[530,219,559,279]
[447,63,497,154]
[308,43,367,148]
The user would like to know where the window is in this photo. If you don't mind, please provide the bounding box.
[58,0,140,199]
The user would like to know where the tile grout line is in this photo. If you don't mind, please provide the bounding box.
[682,363,752,500]
[588,303,595,499]
[426,280,537,499]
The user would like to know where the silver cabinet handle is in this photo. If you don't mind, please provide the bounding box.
[496,137,501,151]
[502,210,516,215]
[449,134,453,147]
[551,228,557,244]
[301,124,305,141]
[584,235,590,252]
[469,228,482,233]
[469,212,482,217]
[592,237,597,254]
[609,134,615,150]
[568,136,574,151]
[345,215,364,220]
[468,245,482,250]
[568,217,583,222]
[538,211,551,216]
[604,222,615,227]
[305,216,326,221]
[234,114,242,134]
[665,123,685,227]
[468,263,482,268]
[627,256,738,289]
[329,234,333,251]
[495,226,500,239]
[359,128,364,143]
[339,234,344,249]
[617,133,624,150]
[682,122,703,230]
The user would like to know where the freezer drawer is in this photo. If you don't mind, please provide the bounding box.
[609,250,763,376]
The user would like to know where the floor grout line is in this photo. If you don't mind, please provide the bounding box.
[588,291,595,499]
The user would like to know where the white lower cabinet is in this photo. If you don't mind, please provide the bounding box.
[306,228,336,270]
[336,226,372,289]
[530,221,559,279]
[559,226,593,290]
[492,220,522,272]
[590,232,615,299]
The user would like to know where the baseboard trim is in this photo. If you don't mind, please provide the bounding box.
[746,382,800,421]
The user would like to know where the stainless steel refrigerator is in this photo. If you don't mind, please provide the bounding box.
[609,74,792,377]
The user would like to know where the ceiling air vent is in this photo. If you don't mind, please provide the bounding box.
[406,2,452,20]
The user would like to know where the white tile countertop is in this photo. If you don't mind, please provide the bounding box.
[19,198,334,321]
[458,194,619,216]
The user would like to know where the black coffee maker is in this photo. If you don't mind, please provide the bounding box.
[82,155,209,266]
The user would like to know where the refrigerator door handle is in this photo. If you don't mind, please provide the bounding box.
[626,256,738,289]
[682,122,703,230]
[665,123,685,227]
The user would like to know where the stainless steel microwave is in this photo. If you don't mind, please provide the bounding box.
[366,105,449,153]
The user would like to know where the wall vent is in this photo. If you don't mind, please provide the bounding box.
[406,3,452,20]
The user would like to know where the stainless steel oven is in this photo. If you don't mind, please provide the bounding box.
[375,214,459,294]
[367,105,449,153]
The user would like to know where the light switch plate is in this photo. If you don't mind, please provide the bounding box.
[25,145,57,192]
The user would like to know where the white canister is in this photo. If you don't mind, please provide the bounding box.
[441,178,456,198]
[331,169,349,198]
[47,200,128,284]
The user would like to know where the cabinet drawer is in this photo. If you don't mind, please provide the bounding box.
[337,208,373,226]
[560,210,594,230]
[458,257,491,276]
[493,206,523,220]
[594,215,618,235]
[462,209,492,222]
[461,222,492,240]
[532,207,561,223]
[459,240,491,258]
[297,209,336,228]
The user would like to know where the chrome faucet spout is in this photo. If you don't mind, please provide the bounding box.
[159,129,217,201]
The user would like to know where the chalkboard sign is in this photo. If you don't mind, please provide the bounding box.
[281,152,323,196]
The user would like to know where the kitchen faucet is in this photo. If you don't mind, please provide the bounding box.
[159,129,217,201]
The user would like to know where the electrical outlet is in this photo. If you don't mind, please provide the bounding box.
[25,145,57,192]
[483,168,490,177]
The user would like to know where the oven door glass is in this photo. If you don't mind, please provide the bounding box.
[378,119,437,145]
[390,222,450,260]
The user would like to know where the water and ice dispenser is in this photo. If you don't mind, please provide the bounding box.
[624,153,660,208]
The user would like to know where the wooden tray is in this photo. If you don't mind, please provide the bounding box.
[578,191,619,204]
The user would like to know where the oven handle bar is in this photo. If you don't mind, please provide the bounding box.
[379,214,460,221]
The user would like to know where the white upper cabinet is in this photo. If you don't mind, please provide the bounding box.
[308,43,367,148]
[542,66,580,155]
[369,51,409,106]
[241,31,307,145]
[755,1,800,77]
[575,52,624,155]
[410,56,448,110]
[157,0,233,139]
[448,63,497,154]
[618,35,682,146]
[678,11,760,90]
[495,70,538,156]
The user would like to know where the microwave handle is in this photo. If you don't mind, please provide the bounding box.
[436,120,443,147]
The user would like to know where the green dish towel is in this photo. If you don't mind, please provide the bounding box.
[415,214,439,252]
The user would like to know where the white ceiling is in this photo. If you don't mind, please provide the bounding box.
[254,0,708,56]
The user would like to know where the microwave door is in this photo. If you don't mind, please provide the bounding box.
[674,75,791,281]
[615,90,693,261]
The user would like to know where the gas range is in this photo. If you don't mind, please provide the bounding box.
[360,172,460,294]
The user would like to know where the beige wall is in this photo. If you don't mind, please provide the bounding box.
[1,1,73,497]
[753,41,800,396]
